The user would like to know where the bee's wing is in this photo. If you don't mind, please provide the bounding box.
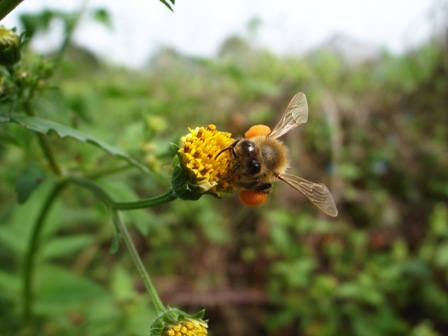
[277,173,338,217]
[268,92,308,139]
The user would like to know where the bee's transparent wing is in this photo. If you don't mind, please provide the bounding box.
[268,92,308,139]
[277,173,338,217]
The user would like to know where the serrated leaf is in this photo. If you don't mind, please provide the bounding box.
[1,113,150,174]
[15,164,46,204]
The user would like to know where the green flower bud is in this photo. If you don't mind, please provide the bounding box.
[0,27,21,66]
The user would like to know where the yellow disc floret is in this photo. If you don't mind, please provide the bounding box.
[164,317,208,336]
[178,124,234,195]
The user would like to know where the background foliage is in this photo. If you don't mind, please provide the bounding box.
[1,4,448,336]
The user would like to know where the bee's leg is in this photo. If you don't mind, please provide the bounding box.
[222,161,240,181]
[238,181,272,194]
[253,183,272,193]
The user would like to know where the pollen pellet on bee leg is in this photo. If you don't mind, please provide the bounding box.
[239,190,268,206]
[245,124,271,139]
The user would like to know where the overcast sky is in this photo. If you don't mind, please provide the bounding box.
[1,0,442,68]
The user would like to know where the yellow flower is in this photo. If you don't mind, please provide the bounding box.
[178,124,234,195]
[165,317,208,336]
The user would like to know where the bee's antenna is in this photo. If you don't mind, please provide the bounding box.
[215,146,231,159]
[215,139,240,159]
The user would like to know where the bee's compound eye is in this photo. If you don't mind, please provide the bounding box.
[247,159,261,175]
[239,190,268,206]
[241,140,256,152]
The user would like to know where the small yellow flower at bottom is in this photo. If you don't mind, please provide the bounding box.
[178,124,235,196]
[164,318,208,336]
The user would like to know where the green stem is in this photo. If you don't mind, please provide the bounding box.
[22,181,67,328]
[22,98,63,176]
[113,211,166,313]
[0,0,24,20]
[85,163,133,180]
[21,175,175,329]
[35,133,63,175]
[66,176,177,210]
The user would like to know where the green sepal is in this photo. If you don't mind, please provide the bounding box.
[189,309,206,320]
[171,164,204,201]
[149,307,206,336]
[169,142,181,157]
[170,145,204,200]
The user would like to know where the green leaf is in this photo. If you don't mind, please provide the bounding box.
[15,164,46,204]
[19,10,55,39]
[42,234,93,260]
[111,266,134,300]
[35,264,109,314]
[0,271,21,297]
[0,182,56,256]
[109,232,121,254]
[159,0,174,12]
[91,8,112,29]
[1,113,150,174]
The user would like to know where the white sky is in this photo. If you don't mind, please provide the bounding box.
[1,0,442,68]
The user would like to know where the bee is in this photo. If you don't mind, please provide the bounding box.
[222,92,338,217]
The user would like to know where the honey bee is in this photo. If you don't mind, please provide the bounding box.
[222,92,338,217]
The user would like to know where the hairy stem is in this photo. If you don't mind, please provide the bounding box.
[113,211,166,313]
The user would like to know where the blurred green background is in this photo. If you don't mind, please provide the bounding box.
[1,3,448,336]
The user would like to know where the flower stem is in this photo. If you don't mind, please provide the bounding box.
[113,211,166,313]
[66,176,177,210]
[21,175,175,331]
[22,180,67,330]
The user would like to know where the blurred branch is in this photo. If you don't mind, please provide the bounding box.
[22,180,67,332]
[0,0,24,20]
[321,90,343,203]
